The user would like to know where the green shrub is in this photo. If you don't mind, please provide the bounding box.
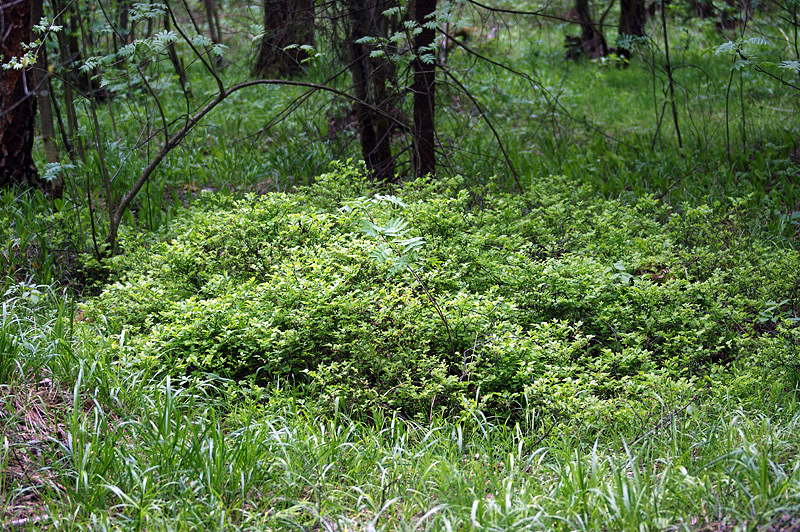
[85,163,799,423]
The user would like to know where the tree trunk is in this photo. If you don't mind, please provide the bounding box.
[347,0,396,182]
[575,0,608,58]
[689,0,716,18]
[618,0,646,57]
[0,0,42,189]
[52,0,83,161]
[412,0,436,179]
[165,14,192,99]
[32,0,63,197]
[119,0,132,44]
[350,39,379,177]
[203,0,222,44]
[252,0,315,78]
[52,0,105,100]
[202,0,224,69]
[618,0,647,37]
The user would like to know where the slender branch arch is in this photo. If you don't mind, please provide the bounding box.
[105,78,413,251]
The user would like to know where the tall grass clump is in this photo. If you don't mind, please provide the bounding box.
[5,360,799,530]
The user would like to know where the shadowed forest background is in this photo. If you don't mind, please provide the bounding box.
[1,0,800,529]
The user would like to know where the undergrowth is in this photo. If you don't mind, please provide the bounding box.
[3,342,800,530]
[80,163,800,429]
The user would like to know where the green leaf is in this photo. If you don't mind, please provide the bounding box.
[192,34,213,47]
[381,218,409,237]
[373,194,406,208]
[779,60,800,72]
[359,219,380,238]
[714,41,736,55]
[382,6,402,16]
[745,37,769,46]
[211,43,228,57]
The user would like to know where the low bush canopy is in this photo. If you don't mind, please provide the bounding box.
[86,164,800,424]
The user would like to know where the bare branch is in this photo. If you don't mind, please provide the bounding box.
[439,67,523,193]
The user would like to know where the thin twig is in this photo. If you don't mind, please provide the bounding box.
[439,29,637,154]
[105,78,417,251]
[599,319,621,353]
[439,67,523,193]
[654,164,696,200]
[630,393,700,446]
[466,0,619,29]
[738,49,800,91]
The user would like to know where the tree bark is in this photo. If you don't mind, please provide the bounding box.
[618,0,646,57]
[575,0,608,58]
[203,0,221,44]
[119,0,132,44]
[347,0,396,182]
[252,0,315,78]
[32,0,63,197]
[165,14,192,99]
[412,0,436,178]
[618,0,647,38]
[0,0,42,189]
[689,0,716,18]
[51,0,83,161]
